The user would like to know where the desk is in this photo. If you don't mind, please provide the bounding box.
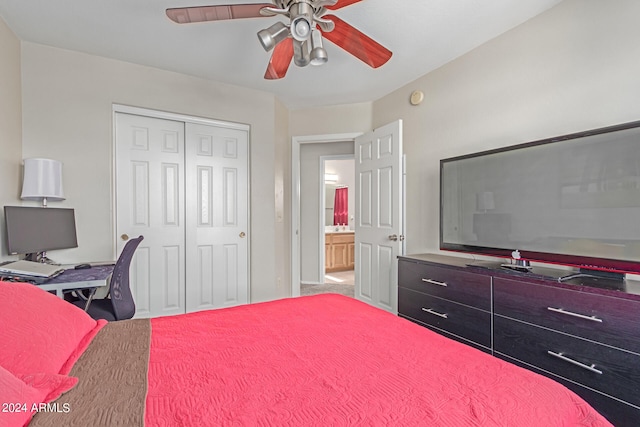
[37,265,113,298]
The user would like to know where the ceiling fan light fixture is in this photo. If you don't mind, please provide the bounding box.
[293,39,310,67]
[291,16,311,41]
[257,21,289,52]
[289,2,313,42]
[310,29,328,66]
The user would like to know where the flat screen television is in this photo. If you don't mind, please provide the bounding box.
[440,120,640,278]
[4,206,78,261]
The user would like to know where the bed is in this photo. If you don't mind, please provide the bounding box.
[0,281,612,426]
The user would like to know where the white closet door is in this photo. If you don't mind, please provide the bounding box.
[115,113,186,317]
[185,122,249,312]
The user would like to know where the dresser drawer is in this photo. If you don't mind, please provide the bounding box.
[494,315,640,408]
[493,277,640,354]
[496,352,639,427]
[398,260,491,311]
[399,287,491,349]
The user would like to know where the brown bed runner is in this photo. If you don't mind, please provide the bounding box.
[30,318,151,427]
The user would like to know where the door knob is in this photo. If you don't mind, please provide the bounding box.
[121,234,129,241]
[239,232,246,238]
[389,234,398,241]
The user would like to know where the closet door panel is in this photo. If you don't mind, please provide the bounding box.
[185,122,249,312]
[115,113,186,317]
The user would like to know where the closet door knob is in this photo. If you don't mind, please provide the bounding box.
[239,232,246,238]
[121,234,129,241]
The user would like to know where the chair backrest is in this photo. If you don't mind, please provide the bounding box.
[109,235,144,320]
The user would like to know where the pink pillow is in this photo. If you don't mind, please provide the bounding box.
[0,365,77,427]
[0,281,106,376]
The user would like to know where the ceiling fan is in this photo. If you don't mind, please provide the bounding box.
[166,0,392,79]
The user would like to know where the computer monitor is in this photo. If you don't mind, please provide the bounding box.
[4,206,78,261]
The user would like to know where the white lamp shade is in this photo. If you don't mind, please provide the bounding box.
[21,158,65,202]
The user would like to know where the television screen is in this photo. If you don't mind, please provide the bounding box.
[440,121,640,275]
[4,206,78,256]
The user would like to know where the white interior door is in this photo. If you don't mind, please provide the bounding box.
[355,120,403,313]
[185,122,249,312]
[115,112,186,317]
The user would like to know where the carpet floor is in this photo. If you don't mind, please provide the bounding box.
[300,282,354,298]
[300,269,355,298]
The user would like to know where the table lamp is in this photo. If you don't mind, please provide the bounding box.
[21,158,65,207]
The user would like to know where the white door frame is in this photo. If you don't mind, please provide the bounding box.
[319,154,355,280]
[291,133,362,297]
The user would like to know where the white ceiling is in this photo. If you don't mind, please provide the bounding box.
[0,0,562,109]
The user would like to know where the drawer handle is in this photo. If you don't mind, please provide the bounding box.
[547,351,603,375]
[422,278,448,287]
[547,307,603,323]
[421,308,448,319]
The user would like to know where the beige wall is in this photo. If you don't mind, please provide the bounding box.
[289,102,372,136]
[0,17,22,260]
[373,0,640,258]
[271,98,291,300]
[20,42,285,302]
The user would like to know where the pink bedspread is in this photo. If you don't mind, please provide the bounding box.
[146,294,611,426]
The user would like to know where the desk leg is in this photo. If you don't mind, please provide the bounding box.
[83,288,97,312]
[56,289,64,298]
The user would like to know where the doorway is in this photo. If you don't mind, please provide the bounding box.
[291,133,360,298]
[292,121,404,313]
[321,156,355,296]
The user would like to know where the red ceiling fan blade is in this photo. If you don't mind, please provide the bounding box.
[166,4,273,24]
[325,0,363,10]
[321,14,392,68]
[264,38,294,80]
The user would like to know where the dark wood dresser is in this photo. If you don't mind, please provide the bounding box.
[398,253,640,427]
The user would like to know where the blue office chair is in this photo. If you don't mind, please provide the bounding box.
[72,235,143,321]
